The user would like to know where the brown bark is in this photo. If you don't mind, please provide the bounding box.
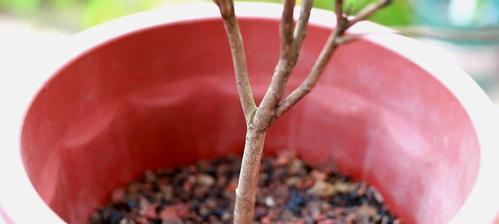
[275,0,392,119]
[233,129,266,224]
[216,0,257,123]
[275,28,342,118]
[213,0,391,223]
[252,0,315,131]
[293,0,314,52]
[347,0,392,28]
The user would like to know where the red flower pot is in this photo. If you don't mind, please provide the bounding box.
[2,3,498,224]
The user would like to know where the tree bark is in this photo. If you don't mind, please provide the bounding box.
[213,1,392,223]
[216,0,257,123]
[234,128,266,224]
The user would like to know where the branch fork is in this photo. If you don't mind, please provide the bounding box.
[213,0,391,223]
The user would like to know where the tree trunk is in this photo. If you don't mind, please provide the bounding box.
[214,1,391,223]
[234,128,266,224]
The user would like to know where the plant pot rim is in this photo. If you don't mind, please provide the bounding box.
[2,3,498,223]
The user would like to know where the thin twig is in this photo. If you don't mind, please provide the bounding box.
[252,0,300,131]
[347,0,392,28]
[253,0,317,131]
[214,0,233,19]
[293,0,314,52]
[215,0,257,123]
[275,0,390,118]
[281,0,296,55]
[275,28,342,118]
[216,0,391,222]
[335,0,344,27]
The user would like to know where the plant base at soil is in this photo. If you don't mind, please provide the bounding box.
[90,153,401,224]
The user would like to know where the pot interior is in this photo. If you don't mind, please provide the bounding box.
[21,18,479,224]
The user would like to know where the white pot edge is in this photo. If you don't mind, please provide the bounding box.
[1,3,497,223]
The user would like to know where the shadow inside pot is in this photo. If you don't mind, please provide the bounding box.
[21,18,479,224]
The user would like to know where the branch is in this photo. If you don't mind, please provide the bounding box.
[292,0,313,52]
[347,0,392,28]
[215,0,257,123]
[275,0,390,118]
[280,0,295,55]
[335,0,344,27]
[275,28,342,118]
[252,0,300,130]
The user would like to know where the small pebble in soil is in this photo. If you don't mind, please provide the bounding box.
[90,154,401,224]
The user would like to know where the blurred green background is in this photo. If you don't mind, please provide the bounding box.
[1,0,498,102]
[1,0,498,35]
[0,0,414,29]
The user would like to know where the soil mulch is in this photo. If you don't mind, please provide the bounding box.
[90,153,401,224]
